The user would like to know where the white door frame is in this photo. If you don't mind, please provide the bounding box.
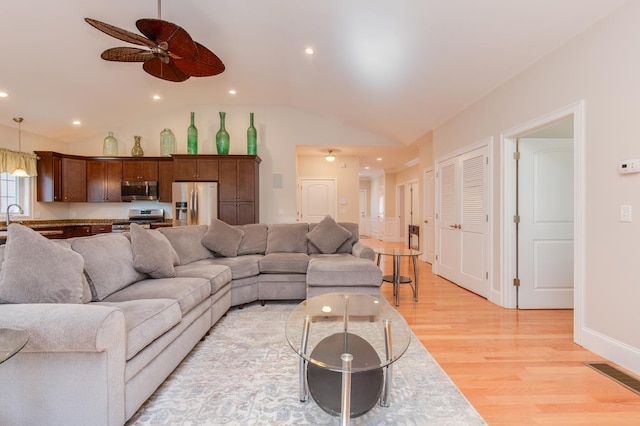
[500,100,585,344]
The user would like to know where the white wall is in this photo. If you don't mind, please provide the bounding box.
[431,1,640,373]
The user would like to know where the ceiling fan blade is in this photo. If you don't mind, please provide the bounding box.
[174,42,225,77]
[136,18,197,59]
[85,18,155,49]
[101,47,153,62]
[143,57,190,82]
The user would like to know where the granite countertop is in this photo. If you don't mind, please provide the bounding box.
[0,219,173,242]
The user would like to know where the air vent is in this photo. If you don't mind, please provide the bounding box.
[585,362,640,395]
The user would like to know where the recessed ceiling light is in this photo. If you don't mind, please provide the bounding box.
[305,47,314,55]
[376,157,382,161]
[229,89,237,95]
[72,120,81,126]
[0,92,8,98]
[152,94,161,101]
[365,166,370,170]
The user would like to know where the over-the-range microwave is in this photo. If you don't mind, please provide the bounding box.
[121,181,158,201]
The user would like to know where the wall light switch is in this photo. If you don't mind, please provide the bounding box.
[620,205,632,222]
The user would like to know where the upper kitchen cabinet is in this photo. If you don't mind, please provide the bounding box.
[86,159,122,202]
[35,152,87,202]
[172,155,219,181]
[218,156,261,225]
[122,159,158,181]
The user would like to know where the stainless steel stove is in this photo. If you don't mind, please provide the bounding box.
[112,209,165,232]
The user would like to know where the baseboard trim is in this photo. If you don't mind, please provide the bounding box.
[581,326,640,377]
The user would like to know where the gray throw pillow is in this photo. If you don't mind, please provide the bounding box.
[201,218,245,257]
[130,223,177,278]
[306,216,353,254]
[0,224,85,304]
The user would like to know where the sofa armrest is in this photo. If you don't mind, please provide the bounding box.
[0,303,125,353]
[351,241,376,261]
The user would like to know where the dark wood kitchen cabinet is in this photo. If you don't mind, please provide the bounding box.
[35,152,87,202]
[86,160,122,202]
[122,160,158,181]
[218,156,260,225]
[158,160,174,202]
[172,155,219,181]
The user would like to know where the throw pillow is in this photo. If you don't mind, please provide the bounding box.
[306,215,353,254]
[201,218,245,257]
[130,223,177,278]
[0,224,85,304]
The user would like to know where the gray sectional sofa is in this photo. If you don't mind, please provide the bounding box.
[0,217,381,425]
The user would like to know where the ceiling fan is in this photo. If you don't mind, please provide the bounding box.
[85,5,224,82]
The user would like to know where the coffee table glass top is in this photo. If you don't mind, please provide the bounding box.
[285,293,411,373]
[0,328,29,364]
[373,248,422,257]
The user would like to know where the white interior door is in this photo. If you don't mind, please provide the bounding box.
[423,169,435,264]
[436,146,489,297]
[299,178,337,222]
[458,149,489,297]
[518,138,574,308]
[436,158,460,283]
[359,190,367,236]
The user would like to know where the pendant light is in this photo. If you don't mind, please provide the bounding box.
[325,150,336,162]
[12,117,28,177]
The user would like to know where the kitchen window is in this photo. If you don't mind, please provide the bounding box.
[1,172,31,219]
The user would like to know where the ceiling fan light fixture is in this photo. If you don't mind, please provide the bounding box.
[325,150,336,162]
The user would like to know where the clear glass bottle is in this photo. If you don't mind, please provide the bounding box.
[187,112,198,154]
[216,111,230,155]
[103,132,118,156]
[131,135,144,157]
[247,112,257,155]
[160,128,176,157]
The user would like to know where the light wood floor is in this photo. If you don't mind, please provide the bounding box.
[364,238,640,425]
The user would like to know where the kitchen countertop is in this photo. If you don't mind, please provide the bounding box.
[0,219,174,242]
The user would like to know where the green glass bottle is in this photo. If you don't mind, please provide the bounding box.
[216,111,230,155]
[187,112,198,154]
[247,112,257,155]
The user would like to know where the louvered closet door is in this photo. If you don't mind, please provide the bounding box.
[437,157,460,283]
[458,147,488,297]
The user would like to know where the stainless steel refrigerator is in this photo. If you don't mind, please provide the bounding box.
[172,182,218,226]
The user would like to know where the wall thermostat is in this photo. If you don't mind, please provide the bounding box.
[619,159,640,174]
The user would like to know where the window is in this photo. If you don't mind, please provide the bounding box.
[1,172,31,219]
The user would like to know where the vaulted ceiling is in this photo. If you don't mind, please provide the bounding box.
[0,0,629,174]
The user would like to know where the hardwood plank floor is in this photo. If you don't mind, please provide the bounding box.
[364,238,640,425]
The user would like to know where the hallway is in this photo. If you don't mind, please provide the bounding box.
[366,238,640,425]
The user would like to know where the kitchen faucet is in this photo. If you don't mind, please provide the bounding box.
[6,203,24,226]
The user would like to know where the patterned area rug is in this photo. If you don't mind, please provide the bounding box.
[128,302,485,425]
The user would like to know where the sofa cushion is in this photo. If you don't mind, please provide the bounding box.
[71,233,146,301]
[201,218,245,257]
[260,252,310,274]
[266,223,309,254]
[174,261,233,295]
[235,223,268,255]
[94,298,181,360]
[307,254,383,287]
[306,216,353,254]
[308,222,359,255]
[158,225,213,265]
[203,255,262,280]
[0,224,85,304]
[130,224,177,278]
[102,277,211,317]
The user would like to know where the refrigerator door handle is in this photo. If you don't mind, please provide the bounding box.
[191,189,198,224]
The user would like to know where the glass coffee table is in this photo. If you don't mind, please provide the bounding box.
[285,293,411,425]
[0,327,29,364]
